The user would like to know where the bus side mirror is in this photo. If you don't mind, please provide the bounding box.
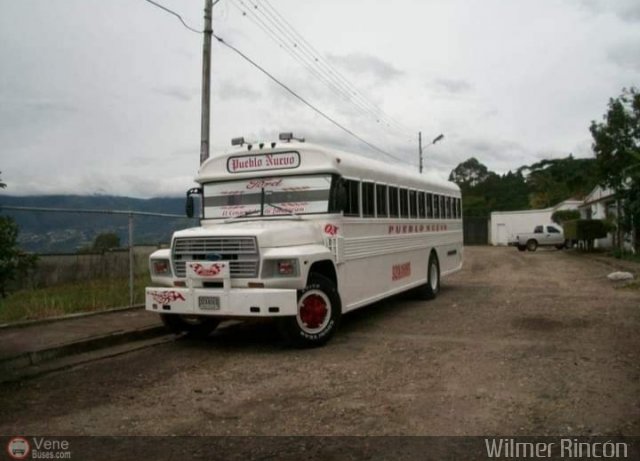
[186,195,194,218]
[185,188,202,218]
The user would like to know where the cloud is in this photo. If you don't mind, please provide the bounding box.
[607,41,640,71]
[328,52,404,83]
[216,80,261,101]
[579,0,640,22]
[448,137,546,173]
[152,86,197,102]
[431,78,473,94]
[24,100,77,113]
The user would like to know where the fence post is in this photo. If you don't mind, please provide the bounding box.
[128,213,134,306]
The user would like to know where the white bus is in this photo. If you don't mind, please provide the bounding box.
[146,135,463,347]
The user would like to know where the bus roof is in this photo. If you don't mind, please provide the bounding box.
[197,142,460,195]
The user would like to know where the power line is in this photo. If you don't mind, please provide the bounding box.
[212,32,408,164]
[142,0,202,33]
[260,0,416,137]
[228,0,379,123]
[235,0,414,138]
[140,0,411,164]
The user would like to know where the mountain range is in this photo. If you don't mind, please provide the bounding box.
[0,195,196,254]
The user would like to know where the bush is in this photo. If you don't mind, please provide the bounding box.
[563,219,610,251]
[551,209,580,224]
[0,216,38,297]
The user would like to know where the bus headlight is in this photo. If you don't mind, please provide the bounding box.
[151,259,172,276]
[263,259,299,278]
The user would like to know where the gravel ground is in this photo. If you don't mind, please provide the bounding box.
[1,246,638,436]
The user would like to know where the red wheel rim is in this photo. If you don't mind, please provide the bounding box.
[299,294,328,329]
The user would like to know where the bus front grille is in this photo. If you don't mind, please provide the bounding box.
[172,236,259,278]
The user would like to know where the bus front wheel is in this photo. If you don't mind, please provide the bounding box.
[278,274,341,348]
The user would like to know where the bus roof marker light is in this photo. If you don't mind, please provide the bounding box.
[231,137,245,146]
[279,132,305,143]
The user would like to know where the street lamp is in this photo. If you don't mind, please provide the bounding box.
[418,132,444,173]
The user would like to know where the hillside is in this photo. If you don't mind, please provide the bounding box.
[0,195,195,253]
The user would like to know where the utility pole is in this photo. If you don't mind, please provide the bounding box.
[418,131,423,173]
[200,0,213,165]
[128,213,134,307]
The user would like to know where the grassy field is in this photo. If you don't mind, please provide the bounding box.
[0,275,151,324]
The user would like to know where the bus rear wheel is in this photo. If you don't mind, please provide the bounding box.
[278,274,341,348]
[417,251,440,300]
[160,314,220,339]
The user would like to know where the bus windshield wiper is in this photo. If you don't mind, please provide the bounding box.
[224,208,261,222]
[265,201,301,219]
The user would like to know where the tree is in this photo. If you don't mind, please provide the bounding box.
[0,171,5,189]
[0,216,37,297]
[92,232,121,253]
[590,87,640,250]
[522,156,598,209]
[448,158,492,191]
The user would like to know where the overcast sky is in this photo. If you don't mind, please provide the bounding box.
[1,0,639,197]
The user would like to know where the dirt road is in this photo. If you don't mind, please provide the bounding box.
[1,247,638,436]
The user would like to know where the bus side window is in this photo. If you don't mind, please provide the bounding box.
[426,193,433,218]
[418,192,426,219]
[400,188,409,218]
[344,179,360,217]
[376,184,388,218]
[433,194,440,218]
[440,196,445,219]
[389,186,399,217]
[362,182,375,218]
[409,190,417,219]
[446,197,452,219]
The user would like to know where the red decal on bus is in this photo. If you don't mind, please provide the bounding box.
[324,224,339,236]
[392,262,411,281]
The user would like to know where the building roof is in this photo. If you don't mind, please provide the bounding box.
[580,184,616,207]
[491,198,582,217]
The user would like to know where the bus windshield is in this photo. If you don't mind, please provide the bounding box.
[203,174,333,219]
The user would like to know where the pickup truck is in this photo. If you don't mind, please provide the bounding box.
[509,224,566,251]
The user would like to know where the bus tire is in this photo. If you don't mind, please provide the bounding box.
[160,314,219,339]
[418,251,440,300]
[278,274,341,348]
[526,239,538,252]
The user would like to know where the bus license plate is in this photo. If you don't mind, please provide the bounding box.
[198,296,220,310]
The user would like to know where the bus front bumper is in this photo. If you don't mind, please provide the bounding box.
[145,286,298,317]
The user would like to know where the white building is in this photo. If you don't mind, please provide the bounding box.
[578,185,616,249]
[490,199,583,246]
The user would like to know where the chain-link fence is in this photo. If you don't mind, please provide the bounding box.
[0,205,197,324]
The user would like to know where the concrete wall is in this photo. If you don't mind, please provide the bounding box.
[490,200,583,246]
[490,209,553,245]
[27,246,161,288]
